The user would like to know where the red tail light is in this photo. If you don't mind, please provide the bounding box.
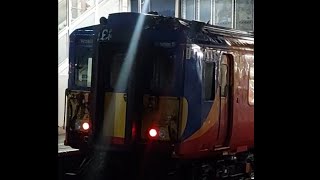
[149,129,157,137]
[82,122,90,130]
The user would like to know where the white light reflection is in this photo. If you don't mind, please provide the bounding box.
[192,44,204,82]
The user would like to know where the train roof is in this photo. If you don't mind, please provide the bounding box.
[70,24,101,37]
[99,12,253,49]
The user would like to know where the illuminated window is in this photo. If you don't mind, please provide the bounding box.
[58,0,67,31]
[131,0,138,12]
[150,0,175,17]
[58,34,68,64]
[71,12,95,31]
[71,0,95,22]
[248,66,254,105]
[215,0,233,28]
[185,0,195,20]
[200,0,211,23]
[235,0,254,31]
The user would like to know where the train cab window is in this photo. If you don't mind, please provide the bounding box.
[75,48,93,87]
[150,52,174,92]
[110,53,125,90]
[248,66,254,105]
[203,61,216,100]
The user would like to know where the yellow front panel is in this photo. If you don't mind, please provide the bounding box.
[179,97,188,137]
[103,92,126,138]
[183,92,221,142]
[114,93,127,138]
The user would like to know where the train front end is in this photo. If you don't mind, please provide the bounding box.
[90,13,186,155]
[64,25,98,150]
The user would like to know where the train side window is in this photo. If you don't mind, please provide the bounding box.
[220,55,229,97]
[248,66,254,105]
[203,61,216,101]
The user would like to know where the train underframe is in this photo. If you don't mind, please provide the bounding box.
[177,150,255,180]
[68,145,254,180]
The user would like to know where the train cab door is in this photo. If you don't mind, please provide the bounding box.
[91,43,133,145]
[125,49,147,143]
[216,54,233,148]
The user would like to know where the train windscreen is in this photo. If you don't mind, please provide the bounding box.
[75,46,93,88]
[149,50,175,95]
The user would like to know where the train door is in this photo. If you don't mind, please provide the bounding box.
[125,48,148,143]
[102,44,153,144]
[102,51,128,143]
[91,43,133,144]
[103,45,148,144]
[217,54,233,147]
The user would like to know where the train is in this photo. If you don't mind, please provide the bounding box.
[64,24,98,150]
[64,12,254,180]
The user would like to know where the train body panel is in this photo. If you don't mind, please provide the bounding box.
[175,48,254,158]
[228,52,254,151]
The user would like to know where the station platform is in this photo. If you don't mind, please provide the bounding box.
[58,127,79,154]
